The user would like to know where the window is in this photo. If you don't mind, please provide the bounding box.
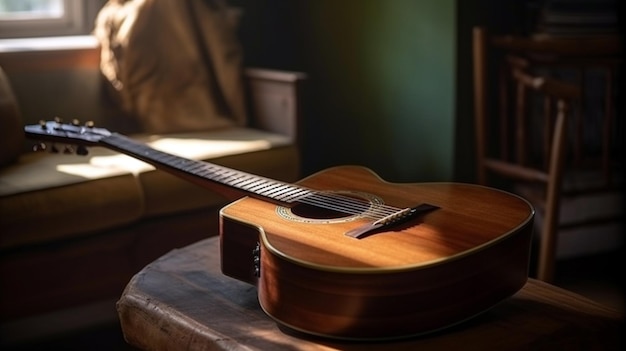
[0,0,105,39]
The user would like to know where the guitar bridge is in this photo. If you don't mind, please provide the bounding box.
[345,203,440,239]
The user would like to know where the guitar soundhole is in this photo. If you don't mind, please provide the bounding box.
[290,203,352,220]
[276,191,384,224]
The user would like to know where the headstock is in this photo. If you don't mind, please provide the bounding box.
[24,118,112,155]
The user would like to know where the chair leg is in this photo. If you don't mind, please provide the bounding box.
[473,26,488,185]
[536,101,568,283]
[537,203,559,282]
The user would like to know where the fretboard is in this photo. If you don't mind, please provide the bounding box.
[102,133,313,205]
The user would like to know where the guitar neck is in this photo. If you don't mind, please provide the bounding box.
[24,120,442,238]
[101,133,311,205]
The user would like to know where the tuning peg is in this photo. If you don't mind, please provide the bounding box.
[85,121,95,128]
[77,145,89,156]
[50,144,60,153]
[54,116,63,123]
[63,145,74,154]
[39,120,48,130]
[33,142,47,152]
[71,119,80,126]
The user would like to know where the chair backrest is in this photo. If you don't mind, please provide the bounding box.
[511,65,582,177]
[473,27,582,189]
[472,26,584,282]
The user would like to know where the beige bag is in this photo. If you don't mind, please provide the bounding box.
[94,0,247,133]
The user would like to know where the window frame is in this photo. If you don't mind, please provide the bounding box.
[0,0,105,39]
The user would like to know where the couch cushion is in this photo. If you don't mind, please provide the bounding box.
[0,147,131,196]
[0,151,144,250]
[0,175,144,251]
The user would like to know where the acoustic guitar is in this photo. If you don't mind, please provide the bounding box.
[25,120,534,340]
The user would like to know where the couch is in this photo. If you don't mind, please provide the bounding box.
[0,58,305,340]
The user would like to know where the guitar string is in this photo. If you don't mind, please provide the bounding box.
[54,129,400,220]
[189,156,408,219]
[105,134,405,220]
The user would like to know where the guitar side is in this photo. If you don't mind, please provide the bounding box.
[220,165,534,340]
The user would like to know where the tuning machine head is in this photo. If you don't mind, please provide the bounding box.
[77,145,89,156]
[33,142,89,156]
[33,141,47,152]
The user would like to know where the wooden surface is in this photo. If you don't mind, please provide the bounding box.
[117,236,623,351]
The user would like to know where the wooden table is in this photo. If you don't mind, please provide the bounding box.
[117,236,622,350]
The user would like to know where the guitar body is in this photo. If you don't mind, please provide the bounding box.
[220,165,534,340]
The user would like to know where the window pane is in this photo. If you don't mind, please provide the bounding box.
[0,0,106,39]
[0,0,64,20]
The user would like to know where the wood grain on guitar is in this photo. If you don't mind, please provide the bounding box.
[25,120,535,340]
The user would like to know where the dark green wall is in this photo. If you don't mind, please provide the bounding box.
[237,0,456,182]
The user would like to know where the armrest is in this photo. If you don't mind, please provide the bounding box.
[244,68,306,145]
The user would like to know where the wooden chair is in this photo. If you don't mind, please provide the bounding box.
[472,26,584,283]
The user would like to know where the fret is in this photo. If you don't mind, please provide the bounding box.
[262,184,295,198]
[248,180,273,192]
[187,163,208,174]
[223,174,250,187]
[199,165,221,177]
[256,184,279,196]
[192,166,212,177]
[210,169,235,183]
[278,188,312,202]
[229,175,257,186]
[258,186,296,200]
[273,188,299,200]
[215,169,236,181]
[239,179,267,191]
[255,183,284,197]
[188,165,206,175]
